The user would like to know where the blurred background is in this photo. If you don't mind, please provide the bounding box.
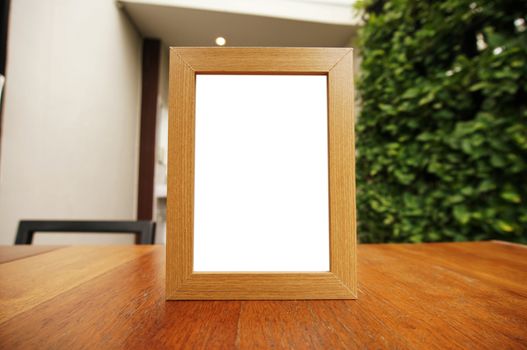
[0,0,524,245]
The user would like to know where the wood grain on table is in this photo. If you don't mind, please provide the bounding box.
[0,242,526,349]
[0,245,64,264]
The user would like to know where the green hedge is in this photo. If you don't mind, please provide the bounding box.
[356,0,527,243]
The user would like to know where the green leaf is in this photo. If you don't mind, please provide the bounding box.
[461,139,473,153]
[428,232,441,241]
[478,180,496,192]
[447,194,464,204]
[460,187,474,196]
[409,234,423,243]
[383,215,394,225]
[418,92,435,106]
[402,88,420,99]
[490,154,506,168]
[500,191,521,203]
[495,220,514,233]
[379,103,396,115]
[453,205,470,224]
[469,82,490,91]
[394,170,415,185]
[417,132,435,141]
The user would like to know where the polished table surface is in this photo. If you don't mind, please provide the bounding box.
[0,241,526,349]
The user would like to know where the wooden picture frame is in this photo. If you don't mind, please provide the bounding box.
[166,47,357,300]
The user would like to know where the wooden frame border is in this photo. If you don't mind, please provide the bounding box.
[166,48,356,300]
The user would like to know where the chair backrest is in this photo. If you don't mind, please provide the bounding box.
[15,220,156,245]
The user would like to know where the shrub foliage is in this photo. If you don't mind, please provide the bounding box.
[356,0,527,243]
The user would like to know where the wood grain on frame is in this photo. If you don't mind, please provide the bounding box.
[167,47,356,300]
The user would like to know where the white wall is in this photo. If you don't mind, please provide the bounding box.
[0,0,143,244]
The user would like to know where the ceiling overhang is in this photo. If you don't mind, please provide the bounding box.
[119,0,361,47]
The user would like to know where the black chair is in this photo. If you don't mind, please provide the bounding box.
[15,220,156,245]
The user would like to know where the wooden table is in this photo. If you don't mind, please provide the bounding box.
[0,242,526,349]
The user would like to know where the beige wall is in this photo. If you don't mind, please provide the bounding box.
[0,0,143,244]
